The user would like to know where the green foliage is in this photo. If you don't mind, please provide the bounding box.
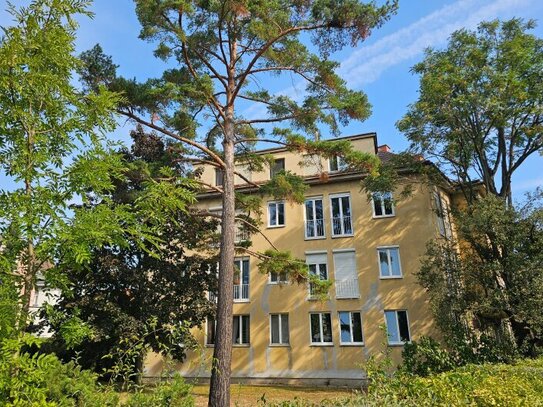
[47,127,218,381]
[0,335,195,406]
[0,0,121,330]
[398,18,543,205]
[401,337,456,376]
[0,335,120,407]
[258,250,332,300]
[418,194,543,361]
[260,171,308,204]
[124,375,193,407]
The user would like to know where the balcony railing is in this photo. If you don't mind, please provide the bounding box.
[335,278,360,299]
[233,284,249,301]
[332,216,353,236]
[305,219,325,238]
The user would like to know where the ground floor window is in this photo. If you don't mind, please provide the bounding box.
[270,314,289,345]
[384,310,410,345]
[233,315,250,345]
[338,311,363,345]
[310,312,333,344]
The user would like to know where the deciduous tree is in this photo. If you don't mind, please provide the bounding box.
[398,19,543,206]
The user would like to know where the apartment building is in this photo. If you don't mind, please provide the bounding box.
[144,132,455,386]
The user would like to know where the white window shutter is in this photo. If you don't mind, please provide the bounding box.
[333,251,359,299]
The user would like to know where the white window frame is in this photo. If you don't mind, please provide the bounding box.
[377,246,403,279]
[269,271,288,284]
[233,257,250,302]
[372,192,395,218]
[267,200,285,228]
[384,310,411,346]
[338,311,364,345]
[306,251,328,299]
[309,312,333,345]
[233,315,250,346]
[329,193,354,237]
[434,190,452,239]
[269,314,290,346]
[304,196,325,239]
[328,155,348,172]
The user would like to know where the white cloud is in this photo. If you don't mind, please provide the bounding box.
[341,0,535,88]
[242,0,535,120]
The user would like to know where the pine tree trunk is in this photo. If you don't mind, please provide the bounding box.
[208,108,236,407]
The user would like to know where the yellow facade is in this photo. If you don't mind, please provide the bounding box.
[145,133,446,386]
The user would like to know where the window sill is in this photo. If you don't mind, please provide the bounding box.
[269,344,290,348]
[307,296,329,301]
[268,282,289,285]
[233,299,250,303]
[304,236,326,241]
[267,225,286,229]
[310,343,334,347]
[373,214,395,219]
[340,343,364,347]
[233,344,250,348]
[388,342,409,347]
[336,296,361,300]
[331,234,354,239]
[379,276,403,280]
[205,344,214,348]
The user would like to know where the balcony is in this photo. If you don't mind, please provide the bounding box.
[305,219,325,238]
[335,278,360,299]
[233,284,249,301]
[332,216,353,236]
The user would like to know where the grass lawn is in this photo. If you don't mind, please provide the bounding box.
[191,384,356,406]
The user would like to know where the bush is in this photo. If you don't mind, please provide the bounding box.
[0,335,194,406]
[401,336,456,376]
[124,374,193,407]
[362,357,543,406]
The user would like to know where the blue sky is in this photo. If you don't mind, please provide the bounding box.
[2,0,543,197]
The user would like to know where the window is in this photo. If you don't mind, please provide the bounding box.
[329,155,347,172]
[306,252,328,298]
[268,201,285,227]
[310,313,333,344]
[233,258,249,301]
[333,250,360,299]
[270,314,289,345]
[215,168,224,187]
[384,310,411,345]
[372,192,394,217]
[233,315,250,345]
[304,197,325,239]
[338,311,363,345]
[378,247,402,278]
[434,191,452,239]
[270,158,285,178]
[270,271,288,284]
[330,194,353,236]
[206,318,216,345]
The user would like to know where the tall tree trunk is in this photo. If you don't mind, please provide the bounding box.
[208,107,236,407]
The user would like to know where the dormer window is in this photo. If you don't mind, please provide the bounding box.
[215,168,224,186]
[270,158,285,178]
[329,155,348,172]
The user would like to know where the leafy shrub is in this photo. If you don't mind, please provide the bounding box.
[124,374,193,407]
[0,335,194,406]
[401,336,456,376]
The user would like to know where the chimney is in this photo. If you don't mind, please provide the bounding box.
[377,144,391,153]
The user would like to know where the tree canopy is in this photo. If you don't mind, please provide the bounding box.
[398,19,543,206]
[47,126,219,383]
